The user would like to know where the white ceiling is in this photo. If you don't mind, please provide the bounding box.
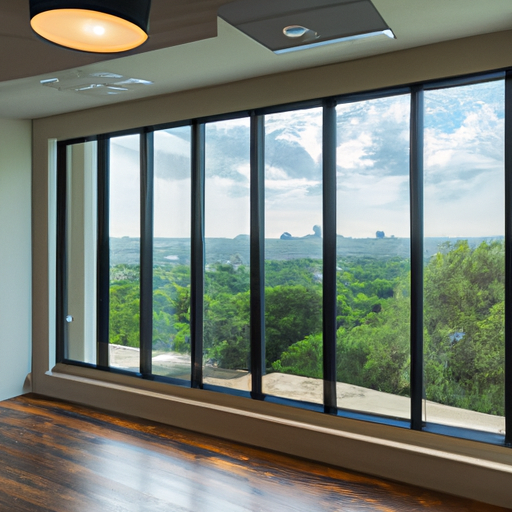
[1,0,512,120]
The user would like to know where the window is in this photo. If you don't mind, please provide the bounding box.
[152,127,192,380]
[109,134,141,372]
[57,72,511,446]
[423,80,505,434]
[62,141,97,365]
[263,107,323,404]
[204,118,251,392]
[336,94,411,419]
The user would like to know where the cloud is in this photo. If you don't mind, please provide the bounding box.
[424,81,504,236]
[109,81,505,240]
[337,96,410,179]
[110,138,140,237]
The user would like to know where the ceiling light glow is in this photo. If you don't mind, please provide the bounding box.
[92,25,106,36]
[29,0,152,53]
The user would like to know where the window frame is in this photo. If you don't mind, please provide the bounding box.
[55,70,512,448]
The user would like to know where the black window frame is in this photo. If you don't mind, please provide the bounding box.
[55,70,512,448]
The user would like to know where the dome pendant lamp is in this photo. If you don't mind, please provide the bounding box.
[29,0,152,53]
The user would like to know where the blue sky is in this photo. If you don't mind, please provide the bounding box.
[109,79,505,240]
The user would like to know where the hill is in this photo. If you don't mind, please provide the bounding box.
[110,235,503,266]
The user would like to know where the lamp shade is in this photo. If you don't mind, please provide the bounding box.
[29,0,152,53]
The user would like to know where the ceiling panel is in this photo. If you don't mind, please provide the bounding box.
[0,0,231,82]
[1,0,512,119]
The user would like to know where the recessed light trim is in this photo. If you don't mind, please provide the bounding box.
[283,25,309,38]
[274,29,395,54]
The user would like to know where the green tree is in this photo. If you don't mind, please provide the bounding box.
[424,240,504,414]
[265,285,322,366]
[272,334,323,378]
[204,291,250,368]
[337,281,410,395]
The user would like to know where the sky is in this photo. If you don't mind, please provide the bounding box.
[108,79,505,240]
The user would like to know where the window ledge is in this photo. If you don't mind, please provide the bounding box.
[34,364,512,509]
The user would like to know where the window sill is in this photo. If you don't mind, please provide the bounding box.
[33,363,512,509]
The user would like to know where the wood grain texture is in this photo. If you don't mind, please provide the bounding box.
[0,394,507,512]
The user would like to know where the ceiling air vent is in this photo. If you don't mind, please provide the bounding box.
[40,71,153,96]
[218,0,394,54]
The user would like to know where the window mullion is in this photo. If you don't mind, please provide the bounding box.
[504,71,512,446]
[250,113,265,399]
[191,121,205,388]
[97,136,110,369]
[323,100,337,414]
[140,131,154,377]
[56,141,68,363]
[410,86,424,431]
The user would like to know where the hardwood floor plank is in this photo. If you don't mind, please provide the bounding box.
[0,395,507,512]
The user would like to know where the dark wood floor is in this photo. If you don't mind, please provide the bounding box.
[0,394,507,512]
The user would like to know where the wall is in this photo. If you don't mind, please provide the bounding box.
[32,30,512,508]
[0,119,32,400]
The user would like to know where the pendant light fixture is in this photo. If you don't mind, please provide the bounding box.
[29,0,152,53]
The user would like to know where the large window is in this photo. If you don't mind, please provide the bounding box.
[423,80,505,434]
[204,118,251,392]
[109,134,141,373]
[57,72,511,446]
[263,107,323,404]
[152,127,192,380]
[336,95,411,419]
[63,141,97,365]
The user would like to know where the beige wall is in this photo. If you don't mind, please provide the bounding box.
[32,30,512,508]
[0,119,32,400]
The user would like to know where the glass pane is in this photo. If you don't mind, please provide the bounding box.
[109,134,141,373]
[424,80,505,434]
[65,141,97,364]
[336,95,411,420]
[152,127,192,380]
[203,118,251,391]
[263,108,323,405]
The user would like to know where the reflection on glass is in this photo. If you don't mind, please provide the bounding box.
[152,127,192,380]
[203,118,251,391]
[424,80,505,434]
[262,108,323,404]
[336,95,411,420]
[65,141,97,364]
[109,134,141,373]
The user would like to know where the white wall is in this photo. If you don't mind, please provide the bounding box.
[0,119,32,400]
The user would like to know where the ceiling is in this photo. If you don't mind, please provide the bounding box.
[1,0,512,120]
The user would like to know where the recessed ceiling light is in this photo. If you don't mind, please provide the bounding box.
[283,25,309,38]
[219,0,396,54]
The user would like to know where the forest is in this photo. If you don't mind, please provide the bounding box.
[109,239,505,417]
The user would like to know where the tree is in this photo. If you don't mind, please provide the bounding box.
[265,285,322,366]
[337,280,410,395]
[204,291,250,369]
[424,240,504,414]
